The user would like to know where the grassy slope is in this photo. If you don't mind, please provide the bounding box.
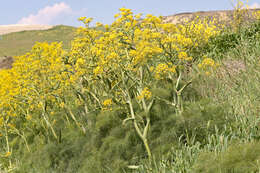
[0,25,76,57]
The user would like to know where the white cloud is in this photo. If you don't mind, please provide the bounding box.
[18,2,72,25]
[248,3,260,9]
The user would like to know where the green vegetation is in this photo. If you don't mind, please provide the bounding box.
[193,142,260,173]
[0,25,76,56]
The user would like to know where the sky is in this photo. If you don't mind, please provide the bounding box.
[1,0,260,26]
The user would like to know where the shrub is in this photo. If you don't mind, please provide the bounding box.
[193,141,260,173]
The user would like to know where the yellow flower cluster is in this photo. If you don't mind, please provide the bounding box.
[68,8,221,97]
[253,10,260,20]
[154,63,176,79]
[78,17,93,26]
[137,87,152,100]
[198,57,219,75]
[103,99,113,106]
[178,52,192,61]
[0,42,73,140]
[4,151,11,157]
[198,58,216,68]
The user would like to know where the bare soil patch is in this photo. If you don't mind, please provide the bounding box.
[0,56,14,69]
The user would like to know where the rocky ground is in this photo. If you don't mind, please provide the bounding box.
[0,56,13,69]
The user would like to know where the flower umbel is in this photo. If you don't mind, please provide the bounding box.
[137,87,152,100]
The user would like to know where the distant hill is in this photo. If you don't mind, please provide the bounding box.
[0,24,53,35]
[163,8,260,24]
[0,25,76,57]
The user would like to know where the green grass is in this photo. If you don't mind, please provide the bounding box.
[0,25,76,57]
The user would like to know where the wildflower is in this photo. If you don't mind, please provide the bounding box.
[4,151,11,157]
[114,13,120,18]
[7,123,15,129]
[78,17,86,22]
[205,71,211,76]
[0,117,3,126]
[199,58,215,68]
[76,58,85,65]
[134,13,142,19]
[26,115,32,120]
[103,99,113,107]
[93,66,103,75]
[154,63,176,79]
[96,22,103,27]
[75,99,83,106]
[60,102,65,108]
[137,87,152,100]
[178,52,192,61]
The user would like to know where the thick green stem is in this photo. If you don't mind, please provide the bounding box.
[4,123,12,168]
[174,72,192,115]
[21,134,30,152]
[122,68,153,162]
[128,97,143,138]
[142,117,152,163]
[42,115,58,139]
[142,137,152,162]
[14,129,30,152]
[127,92,152,162]
[4,123,10,153]
[41,101,58,139]
[67,107,85,133]
[176,92,183,115]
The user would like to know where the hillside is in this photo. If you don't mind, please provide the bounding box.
[0,24,53,35]
[163,8,260,24]
[0,25,76,56]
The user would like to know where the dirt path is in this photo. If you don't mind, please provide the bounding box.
[0,25,53,35]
